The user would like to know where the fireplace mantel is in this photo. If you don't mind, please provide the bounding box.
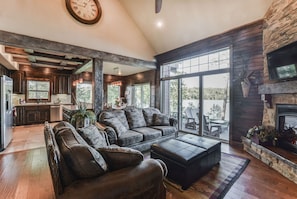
[258,80,297,94]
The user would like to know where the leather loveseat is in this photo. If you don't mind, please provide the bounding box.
[44,121,167,199]
[98,107,177,152]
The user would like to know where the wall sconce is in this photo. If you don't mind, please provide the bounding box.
[111,81,122,86]
[73,73,84,86]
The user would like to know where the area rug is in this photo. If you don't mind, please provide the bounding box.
[165,152,250,199]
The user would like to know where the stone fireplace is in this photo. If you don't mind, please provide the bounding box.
[242,0,297,185]
[261,0,297,133]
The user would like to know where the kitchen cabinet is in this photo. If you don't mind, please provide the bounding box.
[15,105,50,125]
[53,75,71,94]
[14,106,24,126]
[11,71,25,94]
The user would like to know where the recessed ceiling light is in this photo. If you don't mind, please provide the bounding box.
[156,20,163,28]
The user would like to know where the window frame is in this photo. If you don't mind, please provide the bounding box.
[107,84,121,106]
[26,78,51,103]
[131,82,151,108]
[76,82,93,104]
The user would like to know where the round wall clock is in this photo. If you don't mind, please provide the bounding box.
[65,0,102,25]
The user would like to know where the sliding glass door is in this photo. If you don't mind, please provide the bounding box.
[181,77,200,133]
[160,47,230,141]
[202,73,230,141]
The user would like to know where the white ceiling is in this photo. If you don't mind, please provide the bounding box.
[120,0,273,54]
[0,0,273,76]
[91,0,274,75]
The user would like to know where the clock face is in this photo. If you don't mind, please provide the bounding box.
[66,0,102,24]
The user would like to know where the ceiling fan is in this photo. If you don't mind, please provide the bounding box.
[155,0,162,13]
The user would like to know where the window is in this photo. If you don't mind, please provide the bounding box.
[76,83,93,104]
[160,47,230,142]
[161,48,230,78]
[132,83,150,108]
[107,84,120,106]
[27,80,50,101]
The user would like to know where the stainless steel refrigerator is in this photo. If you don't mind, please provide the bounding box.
[0,75,13,151]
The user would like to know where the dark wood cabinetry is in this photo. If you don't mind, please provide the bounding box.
[11,71,25,94]
[15,105,50,125]
[53,75,71,94]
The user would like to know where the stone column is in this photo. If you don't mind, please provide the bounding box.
[92,58,103,116]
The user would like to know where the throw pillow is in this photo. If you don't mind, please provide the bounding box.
[56,128,108,179]
[153,113,170,126]
[125,108,147,129]
[102,117,128,137]
[142,108,161,126]
[98,146,143,171]
[77,125,109,149]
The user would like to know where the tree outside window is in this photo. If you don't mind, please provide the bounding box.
[132,83,150,108]
[107,84,120,106]
[76,83,92,104]
[27,80,50,101]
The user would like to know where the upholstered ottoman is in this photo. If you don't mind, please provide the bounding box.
[151,134,221,190]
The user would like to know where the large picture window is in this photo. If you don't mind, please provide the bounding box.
[132,83,150,108]
[160,47,230,142]
[27,80,50,101]
[107,84,120,106]
[76,83,93,104]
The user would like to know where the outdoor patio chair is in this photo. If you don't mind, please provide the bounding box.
[184,107,199,130]
[203,115,222,137]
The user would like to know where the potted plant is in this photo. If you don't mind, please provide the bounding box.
[246,125,276,145]
[70,102,96,128]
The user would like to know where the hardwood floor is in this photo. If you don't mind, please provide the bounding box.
[0,124,296,199]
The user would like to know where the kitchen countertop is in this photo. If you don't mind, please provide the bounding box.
[62,104,93,111]
[14,103,72,107]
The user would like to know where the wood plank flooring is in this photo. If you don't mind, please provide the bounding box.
[0,124,296,199]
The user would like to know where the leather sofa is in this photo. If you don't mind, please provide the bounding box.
[98,107,177,152]
[44,121,167,199]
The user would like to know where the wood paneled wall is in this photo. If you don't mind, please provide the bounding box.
[0,64,9,76]
[155,20,264,143]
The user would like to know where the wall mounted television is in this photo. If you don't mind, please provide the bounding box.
[267,40,297,81]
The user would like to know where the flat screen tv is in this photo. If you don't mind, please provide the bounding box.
[267,40,297,81]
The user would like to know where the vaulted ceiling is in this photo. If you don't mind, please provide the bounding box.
[120,0,273,54]
[0,0,274,75]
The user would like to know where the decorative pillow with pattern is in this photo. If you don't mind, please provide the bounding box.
[78,125,109,149]
[102,117,128,137]
[153,113,170,126]
[142,108,161,126]
[125,108,147,129]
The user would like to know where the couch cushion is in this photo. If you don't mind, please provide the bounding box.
[142,108,161,126]
[151,126,177,136]
[98,146,143,171]
[102,117,128,137]
[112,110,130,129]
[77,125,109,149]
[132,127,162,141]
[118,130,143,147]
[153,113,170,126]
[125,108,147,129]
[55,128,108,179]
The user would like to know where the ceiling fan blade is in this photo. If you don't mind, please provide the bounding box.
[155,0,162,13]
